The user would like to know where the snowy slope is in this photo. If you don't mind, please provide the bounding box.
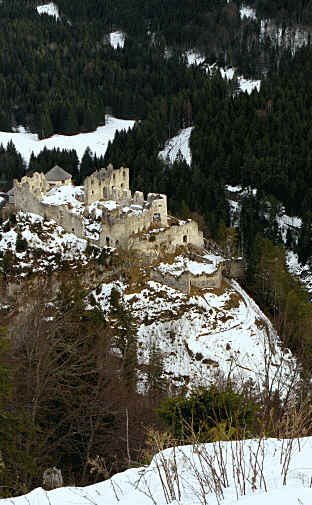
[0,116,135,165]
[159,127,193,165]
[93,268,297,394]
[0,212,90,276]
[4,436,312,505]
[36,2,60,19]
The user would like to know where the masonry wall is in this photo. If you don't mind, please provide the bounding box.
[99,209,154,247]
[190,265,222,290]
[16,172,48,200]
[133,220,204,257]
[84,165,130,205]
[150,270,190,294]
[14,181,85,238]
[48,179,72,188]
[151,264,222,294]
[148,194,168,226]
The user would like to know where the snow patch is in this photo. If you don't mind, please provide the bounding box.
[159,127,193,165]
[109,31,125,49]
[240,5,257,20]
[36,2,59,19]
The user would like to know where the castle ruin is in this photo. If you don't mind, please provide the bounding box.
[13,165,204,257]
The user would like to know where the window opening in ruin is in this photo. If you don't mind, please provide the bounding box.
[121,183,124,189]
[106,237,110,245]
[183,235,187,243]
[116,240,119,246]
[72,228,74,232]
[153,213,160,220]
[123,170,126,178]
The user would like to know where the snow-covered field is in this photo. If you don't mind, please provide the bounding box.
[4,436,312,505]
[36,2,60,19]
[159,127,193,165]
[0,116,135,166]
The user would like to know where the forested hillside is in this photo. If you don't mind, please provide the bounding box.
[2,0,312,498]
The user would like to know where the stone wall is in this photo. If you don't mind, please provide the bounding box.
[133,221,204,258]
[48,178,72,189]
[147,193,168,226]
[190,264,222,290]
[15,172,48,200]
[98,194,168,248]
[84,165,130,205]
[14,179,85,238]
[151,262,222,294]
[150,269,190,294]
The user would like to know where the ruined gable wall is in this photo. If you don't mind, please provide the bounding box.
[14,181,85,238]
[164,220,204,250]
[16,172,48,200]
[84,166,130,205]
[148,194,168,226]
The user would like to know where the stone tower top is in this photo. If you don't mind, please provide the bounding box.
[84,165,130,205]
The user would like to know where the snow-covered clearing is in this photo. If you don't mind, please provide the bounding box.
[109,31,126,48]
[158,127,193,165]
[4,436,312,505]
[36,2,60,19]
[0,116,135,165]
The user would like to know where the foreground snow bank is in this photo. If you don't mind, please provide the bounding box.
[4,437,312,504]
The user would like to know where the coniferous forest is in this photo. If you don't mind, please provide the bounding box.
[2,0,312,497]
